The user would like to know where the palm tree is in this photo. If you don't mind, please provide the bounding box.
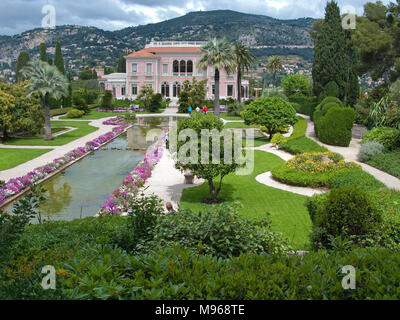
[198,38,236,118]
[267,56,283,88]
[233,43,255,103]
[21,59,68,141]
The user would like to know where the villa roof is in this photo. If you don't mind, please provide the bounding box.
[125,46,201,59]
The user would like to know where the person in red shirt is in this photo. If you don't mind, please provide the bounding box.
[202,106,208,114]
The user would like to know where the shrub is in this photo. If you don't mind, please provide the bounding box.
[307,187,383,249]
[281,74,312,97]
[100,90,113,110]
[242,97,297,139]
[317,107,355,147]
[271,133,286,146]
[288,96,318,116]
[319,96,343,108]
[362,127,400,150]
[227,102,246,116]
[66,108,84,118]
[149,93,162,112]
[50,107,72,117]
[367,149,400,179]
[323,81,340,98]
[359,141,386,162]
[138,203,290,258]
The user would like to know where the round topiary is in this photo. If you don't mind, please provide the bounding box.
[310,186,383,248]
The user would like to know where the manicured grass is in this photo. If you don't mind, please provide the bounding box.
[367,149,400,179]
[60,109,164,120]
[223,122,259,129]
[0,148,53,171]
[180,151,312,249]
[221,114,243,121]
[3,121,98,147]
[280,117,328,154]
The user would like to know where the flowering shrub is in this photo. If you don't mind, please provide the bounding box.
[99,136,165,216]
[0,121,131,207]
[286,152,359,173]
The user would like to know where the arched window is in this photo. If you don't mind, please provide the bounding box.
[187,60,193,74]
[180,60,186,74]
[161,82,170,98]
[173,82,181,97]
[241,86,245,98]
[173,60,179,74]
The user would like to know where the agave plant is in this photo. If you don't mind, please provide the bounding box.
[21,59,68,141]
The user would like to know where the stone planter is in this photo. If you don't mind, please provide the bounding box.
[184,170,194,184]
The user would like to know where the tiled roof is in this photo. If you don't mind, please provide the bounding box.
[125,46,201,58]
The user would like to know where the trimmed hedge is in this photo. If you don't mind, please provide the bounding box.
[288,95,318,116]
[317,107,355,147]
[50,107,72,117]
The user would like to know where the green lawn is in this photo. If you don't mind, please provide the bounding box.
[221,114,243,121]
[223,122,259,129]
[60,109,164,120]
[179,150,312,249]
[367,149,400,179]
[0,148,53,171]
[3,121,98,146]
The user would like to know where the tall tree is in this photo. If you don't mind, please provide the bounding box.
[15,51,30,83]
[21,60,68,141]
[39,43,47,62]
[312,1,349,100]
[233,43,255,102]
[117,57,126,73]
[352,1,400,84]
[267,56,283,88]
[54,42,65,75]
[198,38,236,118]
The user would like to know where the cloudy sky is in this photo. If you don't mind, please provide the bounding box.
[0,0,392,35]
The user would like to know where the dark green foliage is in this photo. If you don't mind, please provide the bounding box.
[347,65,360,107]
[307,187,383,249]
[15,51,30,83]
[79,67,97,80]
[54,42,65,75]
[39,43,47,62]
[323,80,339,98]
[100,90,113,110]
[117,57,126,73]
[362,127,400,150]
[227,102,246,116]
[282,74,312,97]
[148,93,162,112]
[72,90,89,114]
[312,1,349,100]
[315,106,355,147]
[288,95,318,116]
[367,149,400,179]
[50,107,72,117]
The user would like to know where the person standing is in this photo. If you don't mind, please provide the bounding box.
[188,106,192,114]
[196,106,201,113]
[202,105,208,114]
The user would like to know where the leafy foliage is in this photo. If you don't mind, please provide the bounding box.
[242,97,297,138]
[178,78,207,113]
[359,141,386,162]
[362,126,400,150]
[282,74,312,97]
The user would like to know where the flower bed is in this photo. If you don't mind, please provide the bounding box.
[99,136,165,216]
[0,121,131,207]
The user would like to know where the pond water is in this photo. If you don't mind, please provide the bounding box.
[5,118,167,222]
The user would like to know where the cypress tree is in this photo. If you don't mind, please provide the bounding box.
[117,57,126,73]
[39,43,47,62]
[54,42,65,75]
[312,1,349,100]
[48,58,53,65]
[15,51,30,82]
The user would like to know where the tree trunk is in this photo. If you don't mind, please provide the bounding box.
[237,68,242,103]
[44,93,53,141]
[214,68,220,118]
[208,179,218,203]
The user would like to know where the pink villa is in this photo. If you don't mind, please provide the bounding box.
[98,41,250,106]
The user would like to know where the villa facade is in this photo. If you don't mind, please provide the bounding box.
[98,41,250,106]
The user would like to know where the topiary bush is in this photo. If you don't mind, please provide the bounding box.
[288,96,318,116]
[271,133,286,147]
[362,127,400,150]
[307,187,383,249]
[66,108,85,118]
[317,107,355,147]
[359,141,386,162]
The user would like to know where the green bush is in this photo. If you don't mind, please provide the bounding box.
[227,102,246,116]
[307,187,383,249]
[367,149,400,179]
[66,109,85,118]
[135,203,290,258]
[288,96,318,116]
[271,133,286,146]
[319,96,343,108]
[50,107,72,117]
[281,74,312,97]
[323,81,340,98]
[317,107,355,147]
[362,127,400,150]
[100,90,113,110]
[359,141,386,162]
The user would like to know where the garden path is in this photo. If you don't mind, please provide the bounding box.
[0,116,118,182]
[298,114,400,191]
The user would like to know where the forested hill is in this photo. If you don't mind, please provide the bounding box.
[0,10,315,76]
